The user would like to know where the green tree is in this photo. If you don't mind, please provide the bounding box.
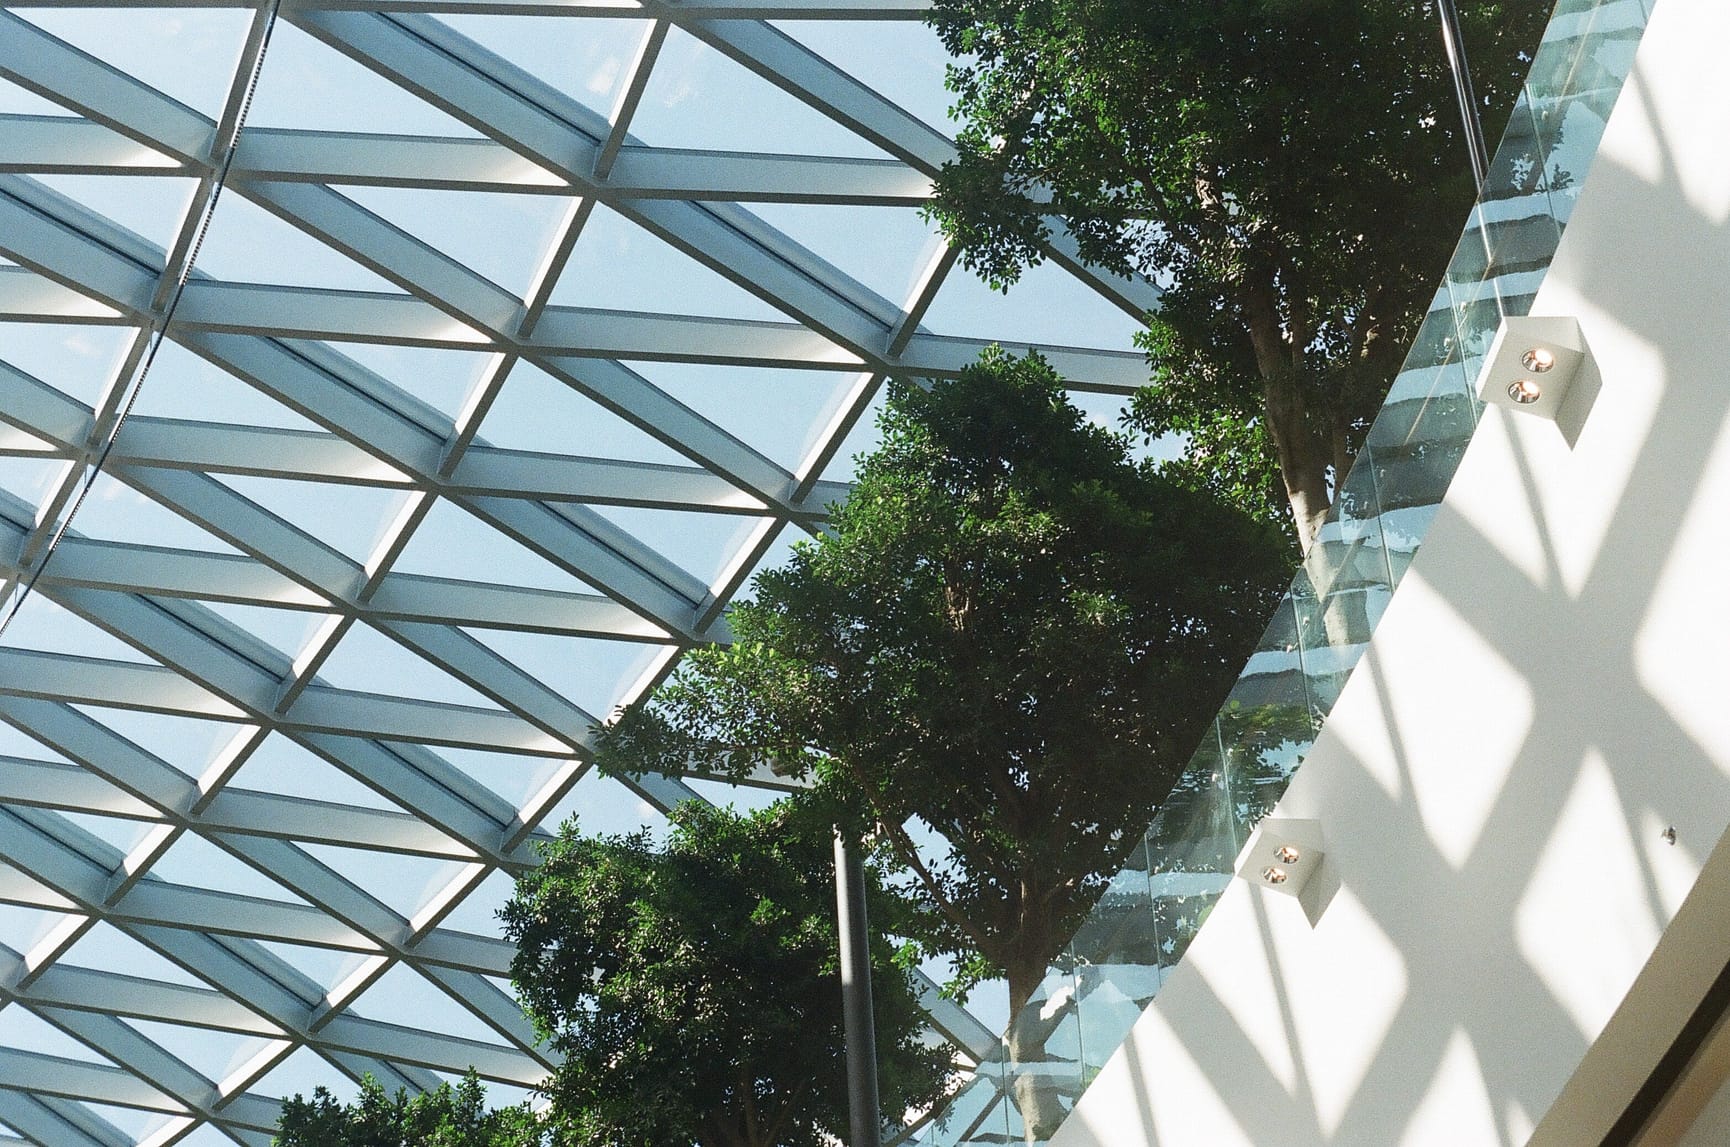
[500,800,953,1147]
[926,0,1551,549]
[595,351,1290,1137]
[275,1072,542,1147]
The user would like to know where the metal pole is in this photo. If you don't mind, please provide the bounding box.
[1436,0,1490,191]
[834,831,882,1147]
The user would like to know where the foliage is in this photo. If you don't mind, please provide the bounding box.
[925,0,1552,547]
[275,1073,542,1147]
[595,350,1290,1029]
[499,800,953,1147]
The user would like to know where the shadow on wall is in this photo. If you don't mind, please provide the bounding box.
[1058,45,1730,1147]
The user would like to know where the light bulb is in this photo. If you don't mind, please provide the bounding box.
[1274,845,1301,865]
[1521,347,1556,373]
[1508,378,1542,405]
[1261,866,1288,885]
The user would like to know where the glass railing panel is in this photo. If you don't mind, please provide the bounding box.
[1487,88,1560,220]
[1366,353,1475,499]
[1001,958,1085,1142]
[1526,0,1650,226]
[1211,595,1318,838]
[1405,284,1465,369]
[928,1062,1008,1146]
[1223,598,1318,838]
[1292,441,1397,710]
[1070,836,1159,1084]
[1141,723,1237,969]
[1052,589,1313,1089]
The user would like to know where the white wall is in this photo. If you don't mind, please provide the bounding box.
[1050,1,1730,1143]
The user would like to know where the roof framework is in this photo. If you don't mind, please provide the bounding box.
[0,1,1154,1142]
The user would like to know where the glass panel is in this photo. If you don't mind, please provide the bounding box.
[17,7,254,119]
[339,186,573,300]
[633,361,860,471]
[435,13,650,119]
[747,203,941,307]
[1000,957,1082,1142]
[1224,636,1317,840]
[922,257,1150,348]
[1142,725,1236,977]
[630,26,891,160]
[927,1066,1007,1147]
[549,203,795,322]
[245,21,483,136]
[771,19,957,135]
[1070,836,1159,1080]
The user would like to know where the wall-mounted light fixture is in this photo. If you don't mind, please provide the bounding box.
[1235,818,1325,901]
[1476,315,1595,425]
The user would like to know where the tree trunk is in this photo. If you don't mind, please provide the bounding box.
[1006,954,1067,1145]
[701,1110,751,1147]
[1242,275,1332,552]
[1264,376,1332,552]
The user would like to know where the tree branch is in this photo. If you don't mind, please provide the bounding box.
[835,753,999,959]
[740,1071,760,1147]
[758,1071,812,1147]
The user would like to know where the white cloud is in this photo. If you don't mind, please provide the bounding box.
[586,55,623,96]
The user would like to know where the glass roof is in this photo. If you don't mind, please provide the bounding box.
[0,1,1158,1142]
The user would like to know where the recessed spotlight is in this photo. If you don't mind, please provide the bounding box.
[1521,347,1556,373]
[1508,378,1542,405]
[1476,318,1592,426]
[1235,818,1325,904]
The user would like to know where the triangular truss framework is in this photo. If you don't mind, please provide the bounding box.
[0,1,1154,1143]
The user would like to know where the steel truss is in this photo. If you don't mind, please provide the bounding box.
[0,0,1148,1141]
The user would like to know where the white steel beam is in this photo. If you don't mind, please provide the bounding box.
[0,14,214,165]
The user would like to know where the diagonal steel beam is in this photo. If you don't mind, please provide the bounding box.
[287,8,909,340]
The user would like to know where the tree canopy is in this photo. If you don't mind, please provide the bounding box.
[499,800,952,1147]
[926,0,1552,548]
[595,350,1290,1135]
[275,1073,542,1147]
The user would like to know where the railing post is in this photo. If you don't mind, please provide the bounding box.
[1436,0,1490,190]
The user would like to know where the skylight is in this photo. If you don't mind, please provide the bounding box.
[0,1,1154,1142]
